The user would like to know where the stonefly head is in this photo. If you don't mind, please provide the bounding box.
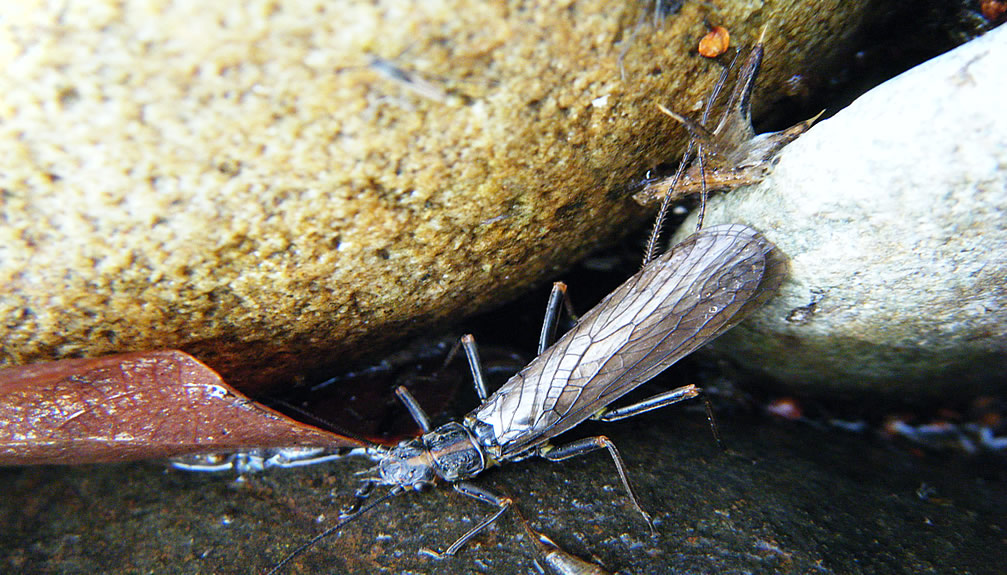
[376,438,437,490]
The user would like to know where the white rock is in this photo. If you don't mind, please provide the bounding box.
[675,26,1007,399]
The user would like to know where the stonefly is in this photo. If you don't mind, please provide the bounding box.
[266,221,787,573]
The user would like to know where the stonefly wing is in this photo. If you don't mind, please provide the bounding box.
[473,223,787,455]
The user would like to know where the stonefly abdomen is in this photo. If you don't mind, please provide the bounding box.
[266,222,787,573]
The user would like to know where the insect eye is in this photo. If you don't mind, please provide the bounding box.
[413,481,434,493]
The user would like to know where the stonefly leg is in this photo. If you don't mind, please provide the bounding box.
[597,384,724,449]
[339,479,377,517]
[539,436,655,534]
[395,385,432,433]
[420,482,513,559]
[596,383,700,421]
[463,280,579,402]
[461,334,490,401]
[538,281,578,353]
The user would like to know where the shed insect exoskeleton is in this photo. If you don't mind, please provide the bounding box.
[267,221,787,573]
[634,31,821,223]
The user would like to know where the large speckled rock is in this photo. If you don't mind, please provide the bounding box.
[0,1,868,392]
[673,25,1007,399]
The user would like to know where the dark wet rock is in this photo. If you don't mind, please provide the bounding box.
[2,406,1003,574]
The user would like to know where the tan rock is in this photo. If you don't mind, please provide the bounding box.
[0,1,866,392]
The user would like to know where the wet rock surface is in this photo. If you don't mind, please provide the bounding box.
[0,0,873,392]
[671,25,1007,399]
[2,403,1004,574]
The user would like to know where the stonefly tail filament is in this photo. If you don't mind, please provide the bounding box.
[267,222,787,573]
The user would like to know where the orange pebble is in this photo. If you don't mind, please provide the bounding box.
[699,26,730,58]
[981,0,1007,24]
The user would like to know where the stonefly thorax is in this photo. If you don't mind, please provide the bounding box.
[377,420,485,486]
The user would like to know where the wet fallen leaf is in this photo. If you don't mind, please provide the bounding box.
[0,350,360,465]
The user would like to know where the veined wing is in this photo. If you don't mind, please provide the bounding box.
[473,224,787,456]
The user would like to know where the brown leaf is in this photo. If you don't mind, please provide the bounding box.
[0,350,361,465]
